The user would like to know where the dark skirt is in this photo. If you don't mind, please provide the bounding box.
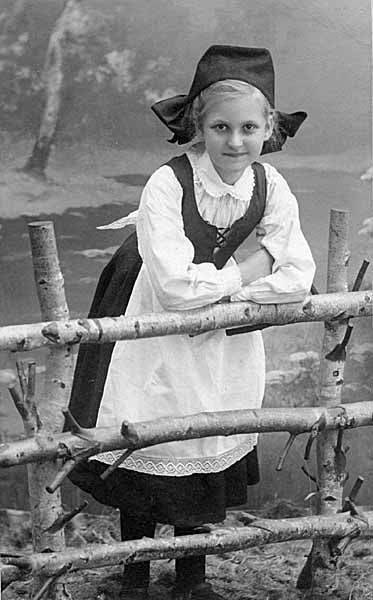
[69,448,259,527]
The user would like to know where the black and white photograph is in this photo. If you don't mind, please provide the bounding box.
[0,1,372,599]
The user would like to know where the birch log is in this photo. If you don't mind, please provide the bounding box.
[27,222,75,599]
[2,514,373,579]
[0,291,371,352]
[297,210,351,596]
[0,402,372,469]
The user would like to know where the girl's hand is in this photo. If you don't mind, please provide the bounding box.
[237,247,274,286]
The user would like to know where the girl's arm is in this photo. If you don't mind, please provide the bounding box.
[231,164,316,304]
[136,166,242,311]
[237,247,274,285]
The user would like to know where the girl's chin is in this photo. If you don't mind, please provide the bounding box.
[222,157,252,170]
[221,155,252,167]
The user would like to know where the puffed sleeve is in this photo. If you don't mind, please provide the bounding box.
[136,165,242,310]
[231,164,316,304]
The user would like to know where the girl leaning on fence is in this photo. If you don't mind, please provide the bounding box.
[66,45,316,600]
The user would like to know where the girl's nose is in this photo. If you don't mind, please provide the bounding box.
[227,130,243,148]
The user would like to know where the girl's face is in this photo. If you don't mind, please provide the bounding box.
[201,94,273,184]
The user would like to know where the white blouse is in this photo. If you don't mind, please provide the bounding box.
[93,148,315,476]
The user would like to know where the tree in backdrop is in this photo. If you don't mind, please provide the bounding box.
[22,0,98,178]
[0,0,175,178]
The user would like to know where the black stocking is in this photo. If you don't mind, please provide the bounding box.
[174,526,206,590]
[120,511,156,589]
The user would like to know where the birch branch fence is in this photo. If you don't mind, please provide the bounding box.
[0,209,372,600]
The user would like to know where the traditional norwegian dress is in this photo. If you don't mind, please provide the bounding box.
[68,147,315,527]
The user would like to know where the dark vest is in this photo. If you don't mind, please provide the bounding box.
[67,154,267,428]
[168,155,266,267]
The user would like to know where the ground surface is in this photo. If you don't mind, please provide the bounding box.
[1,504,373,600]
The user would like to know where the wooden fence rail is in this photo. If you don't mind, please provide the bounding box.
[0,289,371,352]
[3,513,373,578]
[0,401,372,470]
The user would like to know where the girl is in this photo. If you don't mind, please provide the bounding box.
[68,46,316,600]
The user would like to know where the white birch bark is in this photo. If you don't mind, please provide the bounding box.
[297,210,351,597]
[2,513,372,580]
[26,222,75,599]
[0,401,371,470]
[0,290,371,352]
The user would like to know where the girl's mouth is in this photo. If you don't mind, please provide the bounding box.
[223,152,248,157]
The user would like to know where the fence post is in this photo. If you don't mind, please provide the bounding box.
[27,221,75,598]
[297,209,350,597]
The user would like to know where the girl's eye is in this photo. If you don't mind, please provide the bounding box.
[243,123,257,132]
[212,124,227,131]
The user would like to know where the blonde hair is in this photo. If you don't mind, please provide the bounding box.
[191,79,278,142]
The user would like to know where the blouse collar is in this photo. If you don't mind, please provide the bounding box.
[187,147,255,203]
